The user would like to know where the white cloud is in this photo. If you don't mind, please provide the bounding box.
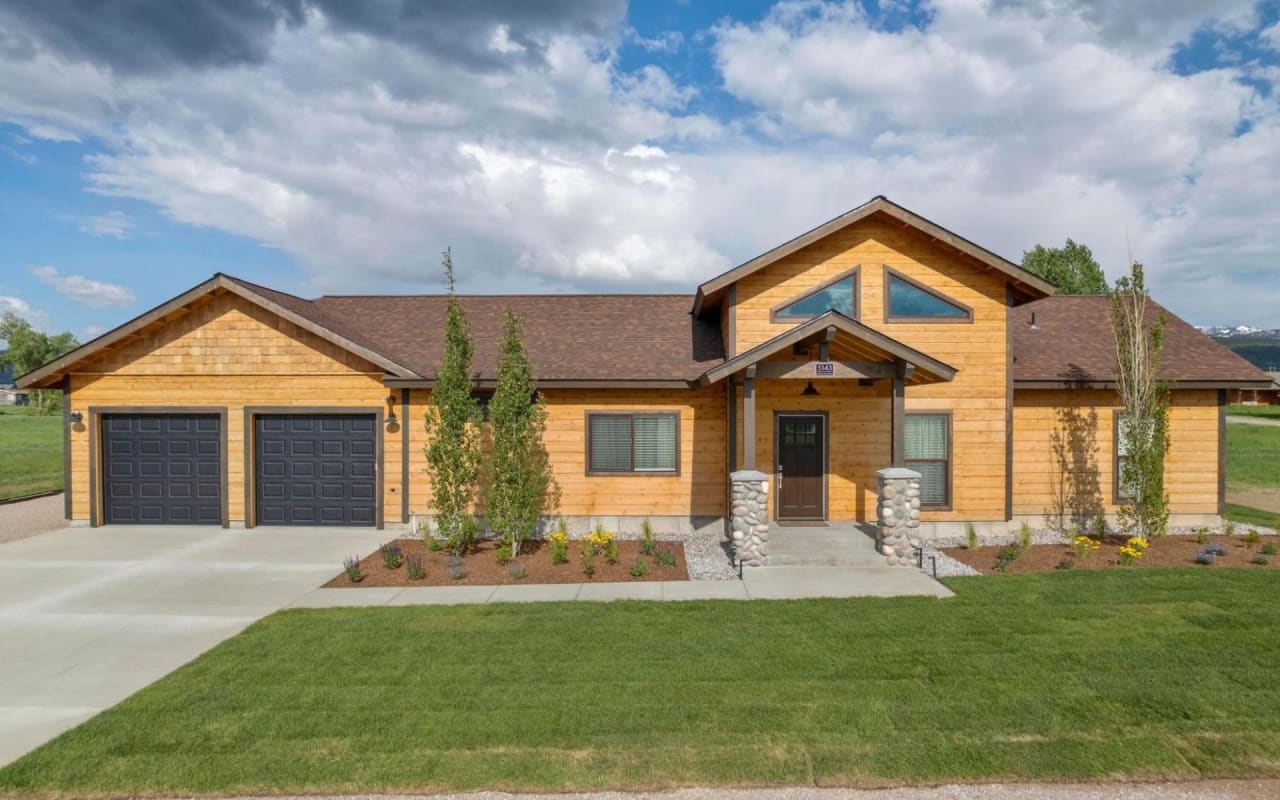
[78,210,134,238]
[1262,20,1280,50]
[0,1,1275,325]
[628,28,683,53]
[28,265,136,308]
[0,294,50,331]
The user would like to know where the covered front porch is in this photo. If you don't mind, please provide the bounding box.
[700,312,957,567]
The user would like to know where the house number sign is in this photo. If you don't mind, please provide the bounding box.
[815,362,834,376]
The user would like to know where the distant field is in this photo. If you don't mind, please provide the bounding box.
[0,407,63,500]
[1218,336,1280,371]
[1228,404,1280,419]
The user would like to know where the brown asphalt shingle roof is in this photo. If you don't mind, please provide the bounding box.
[1012,296,1269,385]
[231,276,1265,387]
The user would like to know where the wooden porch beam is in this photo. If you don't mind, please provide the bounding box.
[753,360,895,381]
[891,361,907,467]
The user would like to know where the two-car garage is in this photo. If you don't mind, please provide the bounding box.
[98,410,379,528]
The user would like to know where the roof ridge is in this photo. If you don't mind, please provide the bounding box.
[316,292,696,299]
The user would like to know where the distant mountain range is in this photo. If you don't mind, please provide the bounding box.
[1199,328,1280,372]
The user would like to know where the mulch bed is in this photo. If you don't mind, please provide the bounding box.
[325,538,688,587]
[944,534,1280,574]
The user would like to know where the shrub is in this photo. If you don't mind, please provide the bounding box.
[654,548,677,568]
[405,554,426,581]
[1262,542,1277,556]
[1194,527,1209,544]
[1056,557,1075,570]
[445,554,464,569]
[992,557,1012,573]
[508,562,528,580]
[580,547,596,577]
[495,544,513,566]
[966,522,978,551]
[640,519,657,556]
[1073,535,1100,560]
[1204,544,1228,556]
[630,559,648,578]
[1245,529,1262,546]
[343,555,364,583]
[1250,555,1269,566]
[449,564,468,580]
[604,538,619,565]
[428,537,444,552]
[1224,520,1237,537]
[1018,521,1032,550]
[1094,516,1107,539]
[1117,545,1142,566]
[379,542,404,570]
[548,531,569,565]
[1194,550,1216,565]
[997,545,1021,563]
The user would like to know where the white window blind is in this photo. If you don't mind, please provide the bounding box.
[905,414,949,506]
[634,415,677,471]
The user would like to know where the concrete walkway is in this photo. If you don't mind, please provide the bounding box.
[0,523,383,767]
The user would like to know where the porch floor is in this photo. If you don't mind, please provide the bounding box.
[767,520,885,567]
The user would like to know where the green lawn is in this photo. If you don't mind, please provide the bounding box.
[1223,503,1280,530]
[1227,423,1280,489]
[1228,404,1280,419]
[3,570,1279,796]
[0,407,63,500]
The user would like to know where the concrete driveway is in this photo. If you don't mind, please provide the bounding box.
[0,524,384,766]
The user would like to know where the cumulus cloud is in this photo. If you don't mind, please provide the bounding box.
[28,266,136,308]
[78,211,134,238]
[0,0,1276,324]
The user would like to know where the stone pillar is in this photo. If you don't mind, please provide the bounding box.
[876,467,921,567]
[730,469,770,567]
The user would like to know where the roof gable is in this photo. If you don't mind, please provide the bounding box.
[693,196,1055,316]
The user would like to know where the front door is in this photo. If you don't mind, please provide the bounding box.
[776,413,825,520]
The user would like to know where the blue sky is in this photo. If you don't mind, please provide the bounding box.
[1,0,1279,340]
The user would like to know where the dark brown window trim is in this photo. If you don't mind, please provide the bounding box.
[904,410,953,511]
[243,406,385,530]
[584,410,681,477]
[882,265,974,324]
[773,410,829,522]
[62,375,72,520]
[768,266,861,323]
[87,406,230,529]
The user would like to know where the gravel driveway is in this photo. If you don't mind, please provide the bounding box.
[220,780,1280,800]
[0,493,67,545]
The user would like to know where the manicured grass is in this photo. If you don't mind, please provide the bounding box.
[4,570,1280,796]
[1224,503,1280,530]
[1227,423,1280,489]
[0,407,62,500]
[1228,404,1280,419]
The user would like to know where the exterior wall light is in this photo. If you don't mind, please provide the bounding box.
[68,411,83,425]
[385,395,398,426]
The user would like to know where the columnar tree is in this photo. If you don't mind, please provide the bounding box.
[1110,261,1171,539]
[0,312,78,415]
[423,248,481,554]
[485,310,558,556]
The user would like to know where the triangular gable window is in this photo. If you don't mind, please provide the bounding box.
[885,268,972,322]
[770,267,858,321]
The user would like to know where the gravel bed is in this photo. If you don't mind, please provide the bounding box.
[917,543,980,577]
[681,531,737,580]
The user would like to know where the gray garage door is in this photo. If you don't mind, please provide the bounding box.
[254,414,377,526]
[102,413,222,525]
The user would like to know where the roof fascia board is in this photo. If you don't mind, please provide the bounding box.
[1013,380,1274,390]
[384,378,696,390]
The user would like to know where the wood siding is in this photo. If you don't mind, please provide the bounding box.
[67,292,399,523]
[1012,388,1222,522]
[405,386,726,519]
[730,215,1011,521]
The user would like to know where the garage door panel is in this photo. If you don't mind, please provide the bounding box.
[255,413,376,527]
[102,413,222,526]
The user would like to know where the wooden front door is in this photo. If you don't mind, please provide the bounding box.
[776,414,825,520]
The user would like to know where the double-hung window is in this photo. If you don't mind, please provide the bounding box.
[904,413,950,508]
[588,412,679,475]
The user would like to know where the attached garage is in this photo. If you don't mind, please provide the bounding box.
[251,412,380,527]
[98,411,227,526]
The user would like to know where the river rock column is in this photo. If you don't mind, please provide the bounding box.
[730,470,770,567]
[876,467,921,567]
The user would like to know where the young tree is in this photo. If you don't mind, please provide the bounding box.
[1110,261,1171,539]
[1022,239,1109,295]
[0,312,79,415]
[485,310,558,557]
[423,249,482,554]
